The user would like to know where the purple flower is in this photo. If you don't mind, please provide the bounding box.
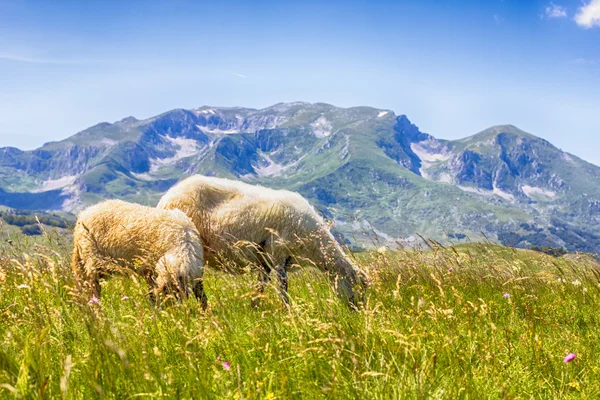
[88,296,100,305]
[121,296,130,301]
[448,267,454,272]
[564,353,576,363]
[222,362,231,371]
[216,355,221,361]
[503,293,511,299]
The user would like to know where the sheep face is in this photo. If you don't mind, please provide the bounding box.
[333,256,369,309]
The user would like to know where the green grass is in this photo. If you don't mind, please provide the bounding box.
[1,232,599,399]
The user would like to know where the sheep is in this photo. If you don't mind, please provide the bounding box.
[71,199,207,307]
[156,175,368,308]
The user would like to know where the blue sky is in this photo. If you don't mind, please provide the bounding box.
[1,0,599,163]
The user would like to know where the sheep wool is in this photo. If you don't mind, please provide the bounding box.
[157,175,368,307]
[72,199,206,306]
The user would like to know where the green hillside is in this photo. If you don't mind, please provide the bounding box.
[1,102,600,253]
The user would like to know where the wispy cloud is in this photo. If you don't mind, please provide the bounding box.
[544,3,567,18]
[572,57,597,65]
[0,51,83,64]
[575,0,600,28]
[493,14,504,24]
[232,72,246,78]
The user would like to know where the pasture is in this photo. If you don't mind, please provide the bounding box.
[0,230,599,399]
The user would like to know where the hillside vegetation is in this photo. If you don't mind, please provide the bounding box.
[2,103,600,253]
[0,229,599,398]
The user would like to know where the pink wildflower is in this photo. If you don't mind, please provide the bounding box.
[222,362,231,371]
[503,293,510,299]
[121,296,130,301]
[564,353,576,363]
[88,296,100,305]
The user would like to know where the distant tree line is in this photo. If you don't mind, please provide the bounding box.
[0,210,71,236]
[530,245,567,258]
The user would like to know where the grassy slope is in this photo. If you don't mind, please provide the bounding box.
[279,118,531,245]
[0,232,599,398]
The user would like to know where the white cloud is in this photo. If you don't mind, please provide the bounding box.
[575,0,600,28]
[232,72,246,78]
[545,3,567,18]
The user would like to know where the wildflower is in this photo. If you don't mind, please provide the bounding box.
[88,296,100,305]
[572,279,582,286]
[448,267,454,272]
[564,353,576,363]
[222,361,231,371]
[17,284,29,290]
[568,380,580,390]
[503,293,510,299]
[121,296,130,301]
[377,246,387,254]
[216,355,221,361]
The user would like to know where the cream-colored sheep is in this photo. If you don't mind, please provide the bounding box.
[157,175,368,308]
[72,200,206,307]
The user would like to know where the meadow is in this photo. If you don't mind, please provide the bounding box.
[0,227,599,399]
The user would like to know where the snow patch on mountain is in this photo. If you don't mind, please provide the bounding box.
[493,187,514,201]
[254,153,287,177]
[351,219,400,243]
[150,136,199,172]
[34,176,77,193]
[132,172,154,181]
[438,173,453,183]
[253,150,309,177]
[61,185,83,212]
[458,186,493,196]
[522,185,556,199]
[411,143,450,163]
[457,185,514,201]
[101,139,118,146]
[377,111,390,118]
[197,125,240,135]
[311,115,332,138]
[562,152,574,163]
[411,142,451,177]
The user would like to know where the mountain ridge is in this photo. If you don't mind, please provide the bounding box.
[1,102,599,253]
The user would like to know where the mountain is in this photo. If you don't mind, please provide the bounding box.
[1,102,600,253]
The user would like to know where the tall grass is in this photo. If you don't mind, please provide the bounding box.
[1,230,599,398]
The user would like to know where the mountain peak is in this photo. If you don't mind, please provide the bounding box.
[117,116,138,124]
[266,102,313,112]
[458,125,541,146]
[2,101,600,254]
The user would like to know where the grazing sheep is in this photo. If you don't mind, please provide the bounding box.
[71,200,207,307]
[157,175,368,308]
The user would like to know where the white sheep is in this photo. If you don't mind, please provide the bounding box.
[71,199,207,307]
[156,175,368,308]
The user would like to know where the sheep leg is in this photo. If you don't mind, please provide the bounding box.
[193,279,208,310]
[142,272,159,305]
[252,264,271,308]
[90,274,101,299]
[82,258,102,300]
[275,257,292,307]
[275,267,289,306]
